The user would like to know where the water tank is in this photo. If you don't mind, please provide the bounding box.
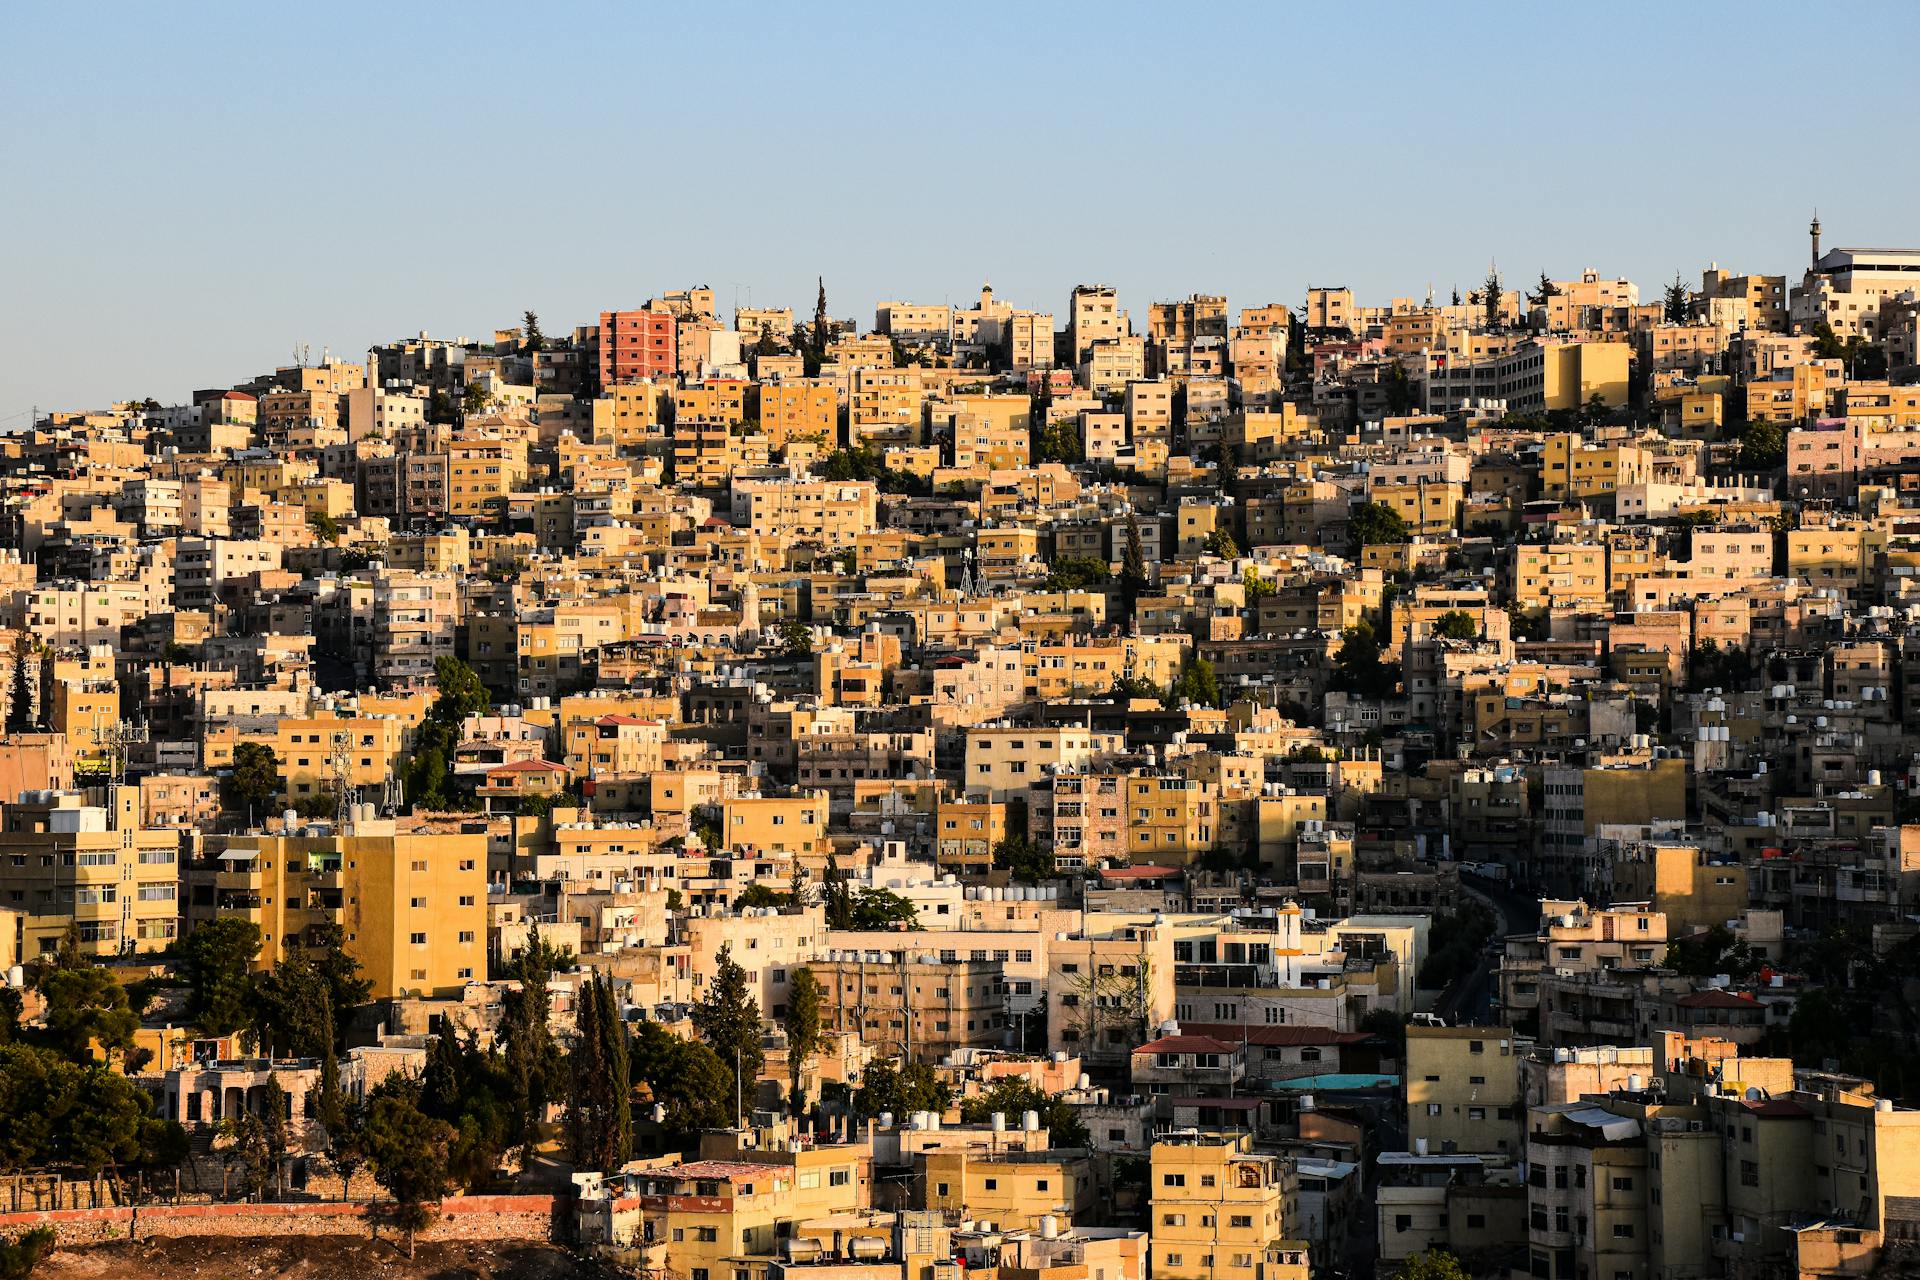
[1041,1216,1059,1240]
[879,1112,895,1129]
[1628,1074,1645,1092]
[1023,1110,1041,1132]
[1413,1137,1429,1156]
[991,1112,1006,1132]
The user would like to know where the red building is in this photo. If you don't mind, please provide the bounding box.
[597,308,677,387]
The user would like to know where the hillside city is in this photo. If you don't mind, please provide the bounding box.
[4,224,1920,1278]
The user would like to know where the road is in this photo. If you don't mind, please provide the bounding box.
[1435,871,1537,1027]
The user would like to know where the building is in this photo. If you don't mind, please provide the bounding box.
[1150,1132,1303,1280]
[194,818,487,998]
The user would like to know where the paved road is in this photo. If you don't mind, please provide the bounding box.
[1436,872,1537,1026]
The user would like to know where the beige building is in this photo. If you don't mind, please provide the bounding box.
[1151,1133,1303,1280]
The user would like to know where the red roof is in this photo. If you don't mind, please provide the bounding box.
[1101,865,1179,881]
[486,759,567,776]
[1134,1034,1236,1055]
[596,714,654,726]
[1676,990,1762,1010]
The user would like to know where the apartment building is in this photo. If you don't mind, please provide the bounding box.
[0,788,181,957]
[1151,1133,1303,1280]
[194,819,487,998]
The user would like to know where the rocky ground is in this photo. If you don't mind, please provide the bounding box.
[35,1236,626,1279]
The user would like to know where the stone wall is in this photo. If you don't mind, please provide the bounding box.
[0,1194,563,1249]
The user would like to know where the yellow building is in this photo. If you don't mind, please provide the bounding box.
[202,821,487,997]
[757,379,839,450]
[1513,542,1609,612]
[720,793,828,863]
[1151,1133,1303,1280]
[1540,434,1650,501]
[1405,1025,1521,1157]
[0,788,181,957]
[923,1145,1097,1230]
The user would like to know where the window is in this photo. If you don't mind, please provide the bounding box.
[828,1169,850,1187]
[1163,1174,1186,1187]
[1612,1225,1634,1240]
[1395,1216,1412,1233]
[1230,1215,1252,1229]
[410,932,426,945]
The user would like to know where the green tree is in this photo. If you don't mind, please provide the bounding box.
[1170,654,1224,709]
[1046,556,1111,592]
[1334,620,1401,702]
[0,1042,186,1183]
[175,918,262,1037]
[1032,419,1083,465]
[1663,273,1691,323]
[431,655,490,722]
[251,950,334,1060]
[314,1044,365,1200]
[992,833,1053,885]
[223,742,282,817]
[1664,925,1758,979]
[404,657,491,809]
[853,1058,950,1120]
[1393,1248,1471,1280]
[734,883,789,911]
[959,1079,1089,1148]
[1109,673,1164,702]
[629,1021,732,1136]
[1739,419,1787,470]
[1202,527,1240,559]
[0,1227,54,1279]
[498,928,567,1163]
[461,381,491,418]
[1350,501,1411,547]
[566,973,632,1172]
[692,945,764,1120]
[846,888,919,931]
[1381,361,1416,415]
[1433,610,1478,640]
[522,309,546,354]
[307,923,373,1046]
[307,511,341,544]
[35,959,140,1067]
[0,989,22,1044]
[363,1088,453,1258]
[777,618,814,659]
[782,968,824,1117]
[1242,568,1276,606]
[1482,267,1503,330]
[1119,511,1150,614]
[1530,272,1561,306]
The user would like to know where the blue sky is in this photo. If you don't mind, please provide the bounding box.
[5,1,1917,416]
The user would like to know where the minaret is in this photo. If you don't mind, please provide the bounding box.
[739,576,761,634]
[1810,212,1822,268]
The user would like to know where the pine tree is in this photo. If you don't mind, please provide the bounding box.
[1664,273,1691,323]
[1482,265,1503,330]
[813,277,831,366]
[566,973,631,1172]
[782,968,823,1117]
[1120,511,1150,621]
[692,944,764,1121]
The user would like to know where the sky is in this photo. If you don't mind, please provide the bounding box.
[5,1,1919,417]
